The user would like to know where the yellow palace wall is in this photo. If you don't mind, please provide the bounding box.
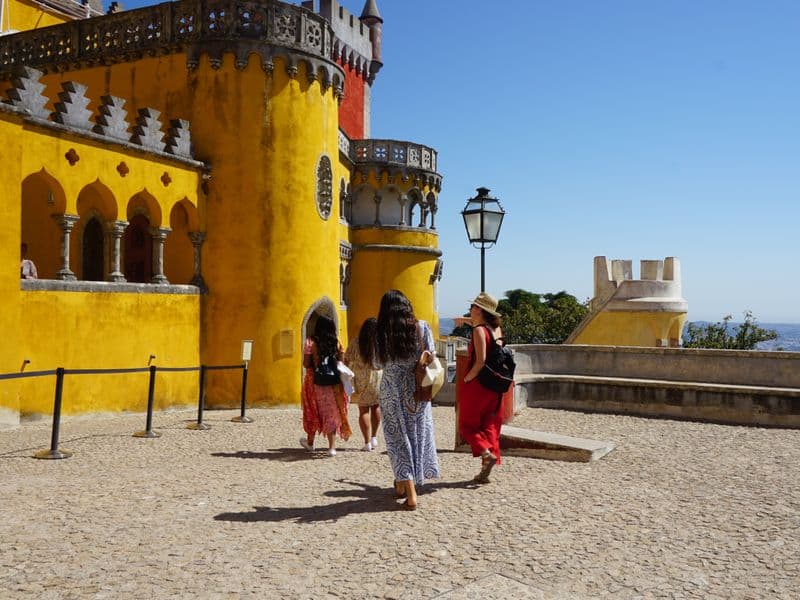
[18,291,200,416]
[0,115,23,423]
[570,311,687,347]
[38,53,348,408]
[0,100,203,422]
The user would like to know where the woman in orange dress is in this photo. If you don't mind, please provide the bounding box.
[459,292,504,483]
[300,316,351,456]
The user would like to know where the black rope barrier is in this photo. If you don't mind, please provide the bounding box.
[187,365,210,430]
[231,363,252,423]
[0,369,58,380]
[133,366,160,439]
[33,368,71,460]
[1,361,250,453]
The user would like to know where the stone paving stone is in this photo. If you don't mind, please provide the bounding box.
[1,407,799,598]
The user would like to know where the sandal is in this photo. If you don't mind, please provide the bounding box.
[398,499,417,511]
[477,452,498,482]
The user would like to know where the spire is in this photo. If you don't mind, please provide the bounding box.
[359,0,383,24]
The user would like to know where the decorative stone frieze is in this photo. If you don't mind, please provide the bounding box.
[130,108,164,151]
[3,66,49,119]
[0,0,346,99]
[51,82,93,131]
[165,119,192,158]
[93,95,129,141]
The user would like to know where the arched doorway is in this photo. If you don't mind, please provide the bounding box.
[124,214,152,283]
[300,297,339,384]
[82,217,105,281]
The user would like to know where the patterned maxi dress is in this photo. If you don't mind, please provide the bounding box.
[379,320,440,484]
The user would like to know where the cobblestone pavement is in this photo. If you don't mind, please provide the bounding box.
[1,406,799,599]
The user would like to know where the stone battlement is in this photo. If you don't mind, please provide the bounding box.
[1,66,196,161]
[592,255,684,311]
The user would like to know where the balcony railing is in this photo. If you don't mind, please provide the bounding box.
[0,0,337,75]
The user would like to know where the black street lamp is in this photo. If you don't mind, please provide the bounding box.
[461,187,506,292]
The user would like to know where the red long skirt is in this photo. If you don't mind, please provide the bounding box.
[459,378,503,463]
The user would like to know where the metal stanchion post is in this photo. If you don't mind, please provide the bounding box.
[231,363,252,423]
[34,367,72,459]
[187,365,210,430]
[134,365,161,438]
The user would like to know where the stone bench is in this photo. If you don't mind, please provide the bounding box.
[514,373,800,428]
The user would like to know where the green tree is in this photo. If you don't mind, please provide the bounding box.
[683,311,778,350]
[452,289,589,344]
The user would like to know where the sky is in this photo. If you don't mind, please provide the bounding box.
[119,0,800,323]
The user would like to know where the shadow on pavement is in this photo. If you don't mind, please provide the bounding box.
[210,448,338,462]
[214,481,397,523]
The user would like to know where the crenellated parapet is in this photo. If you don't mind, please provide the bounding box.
[1,66,196,161]
[591,256,686,313]
[304,0,381,84]
[0,0,346,98]
[350,138,441,191]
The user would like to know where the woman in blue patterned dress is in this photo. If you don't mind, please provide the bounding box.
[375,289,440,510]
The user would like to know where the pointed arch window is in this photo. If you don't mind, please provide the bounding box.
[82,217,105,281]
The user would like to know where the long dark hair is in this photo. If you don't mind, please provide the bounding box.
[376,289,417,363]
[314,316,338,358]
[357,317,378,365]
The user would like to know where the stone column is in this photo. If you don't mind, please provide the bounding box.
[150,227,171,284]
[107,220,127,282]
[398,195,408,226]
[52,214,79,281]
[373,193,381,226]
[429,204,437,230]
[188,231,208,292]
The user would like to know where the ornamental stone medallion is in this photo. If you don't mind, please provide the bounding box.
[316,155,333,220]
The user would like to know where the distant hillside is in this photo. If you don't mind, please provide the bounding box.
[439,317,455,336]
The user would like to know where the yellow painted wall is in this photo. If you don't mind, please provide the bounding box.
[1,92,203,423]
[0,113,23,425]
[3,0,71,32]
[570,311,687,347]
[38,53,347,407]
[18,290,200,416]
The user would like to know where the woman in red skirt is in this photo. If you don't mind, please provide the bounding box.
[460,292,505,484]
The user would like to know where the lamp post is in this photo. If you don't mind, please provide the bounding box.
[461,187,506,292]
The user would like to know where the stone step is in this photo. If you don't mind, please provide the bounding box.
[456,425,615,463]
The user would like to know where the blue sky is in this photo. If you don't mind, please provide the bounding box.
[119,0,800,323]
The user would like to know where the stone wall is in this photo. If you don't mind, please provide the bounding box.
[508,345,800,427]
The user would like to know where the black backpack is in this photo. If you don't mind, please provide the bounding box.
[476,325,516,393]
[313,353,340,386]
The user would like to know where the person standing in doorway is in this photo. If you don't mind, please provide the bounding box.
[344,317,382,452]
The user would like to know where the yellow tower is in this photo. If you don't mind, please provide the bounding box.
[0,0,444,422]
[567,256,688,347]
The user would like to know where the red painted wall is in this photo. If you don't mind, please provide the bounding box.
[338,63,365,139]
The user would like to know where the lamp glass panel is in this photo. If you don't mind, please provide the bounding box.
[482,211,504,242]
[463,211,483,242]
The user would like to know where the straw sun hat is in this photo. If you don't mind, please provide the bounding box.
[470,292,501,317]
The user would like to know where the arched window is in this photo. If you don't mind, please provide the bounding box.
[82,217,105,281]
[124,214,152,283]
